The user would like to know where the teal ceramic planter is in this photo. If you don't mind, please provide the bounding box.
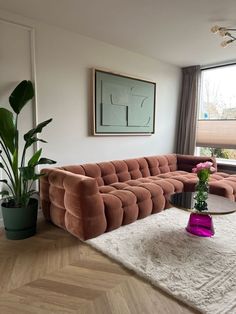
[1,198,38,240]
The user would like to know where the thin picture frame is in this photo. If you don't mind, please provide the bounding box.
[93,68,156,135]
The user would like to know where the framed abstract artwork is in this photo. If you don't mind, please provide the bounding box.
[93,68,156,135]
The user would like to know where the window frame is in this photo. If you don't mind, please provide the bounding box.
[196,63,236,163]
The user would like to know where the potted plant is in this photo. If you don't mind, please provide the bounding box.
[0,80,56,240]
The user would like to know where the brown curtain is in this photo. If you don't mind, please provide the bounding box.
[176,65,201,155]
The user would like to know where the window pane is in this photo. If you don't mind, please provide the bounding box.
[198,147,236,159]
[200,65,236,120]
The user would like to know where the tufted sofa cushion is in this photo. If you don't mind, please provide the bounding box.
[145,155,177,175]
[61,155,177,186]
[98,175,184,231]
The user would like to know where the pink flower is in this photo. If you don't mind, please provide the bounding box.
[192,161,215,174]
[210,166,216,173]
[204,161,213,169]
[196,163,203,170]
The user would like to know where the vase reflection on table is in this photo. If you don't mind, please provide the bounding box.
[186,161,216,237]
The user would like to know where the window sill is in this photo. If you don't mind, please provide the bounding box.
[216,159,236,174]
[216,158,236,166]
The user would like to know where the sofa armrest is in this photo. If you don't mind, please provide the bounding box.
[40,168,106,240]
[177,154,217,173]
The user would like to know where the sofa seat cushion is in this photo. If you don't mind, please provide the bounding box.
[98,176,185,231]
[62,169,236,237]
[155,170,189,178]
[109,176,184,195]
[157,171,235,199]
[209,174,236,201]
[99,176,184,200]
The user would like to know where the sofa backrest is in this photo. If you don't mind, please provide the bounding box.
[61,154,177,186]
[145,155,177,175]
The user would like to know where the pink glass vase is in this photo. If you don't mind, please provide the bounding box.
[186,212,214,237]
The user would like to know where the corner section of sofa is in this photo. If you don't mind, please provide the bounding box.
[40,168,107,240]
[176,154,217,172]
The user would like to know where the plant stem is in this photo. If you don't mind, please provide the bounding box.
[0,154,15,189]
[21,145,27,168]
[0,139,12,167]
[4,181,15,196]
[14,115,20,205]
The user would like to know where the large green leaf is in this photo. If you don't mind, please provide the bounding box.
[9,80,34,114]
[0,190,9,197]
[0,108,15,154]
[36,158,56,165]
[19,159,55,181]
[25,137,47,149]
[0,179,7,184]
[28,148,42,167]
[19,166,35,181]
[24,119,52,142]
[12,148,18,176]
[32,173,44,181]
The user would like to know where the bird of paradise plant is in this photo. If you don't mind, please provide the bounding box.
[0,80,56,208]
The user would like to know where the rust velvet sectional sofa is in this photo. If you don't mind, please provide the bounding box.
[40,154,236,240]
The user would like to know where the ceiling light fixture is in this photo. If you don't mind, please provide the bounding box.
[211,25,236,47]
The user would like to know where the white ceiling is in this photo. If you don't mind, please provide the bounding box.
[0,0,236,67]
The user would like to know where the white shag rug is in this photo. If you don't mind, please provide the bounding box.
[87,208,236,314]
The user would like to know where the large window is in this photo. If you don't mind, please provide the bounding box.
[196,64,236,160]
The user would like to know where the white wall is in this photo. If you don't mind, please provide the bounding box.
[0,20,35,159]
[0,20,35,223]
[0,9,181,167]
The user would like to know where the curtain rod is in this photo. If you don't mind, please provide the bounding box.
[201,62,236,71]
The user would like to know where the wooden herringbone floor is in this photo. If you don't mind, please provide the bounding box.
[0,219,199,314]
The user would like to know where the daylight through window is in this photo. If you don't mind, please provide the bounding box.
[196,65,236,160]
